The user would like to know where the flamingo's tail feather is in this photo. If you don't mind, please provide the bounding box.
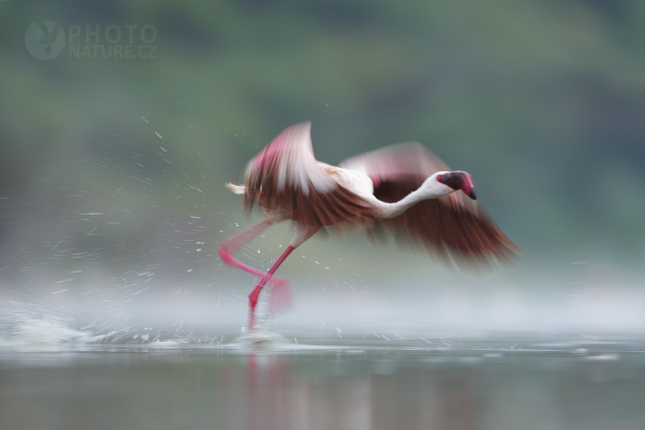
[226,183,246,194]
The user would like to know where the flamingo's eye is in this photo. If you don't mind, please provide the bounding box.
[436,175,442,182]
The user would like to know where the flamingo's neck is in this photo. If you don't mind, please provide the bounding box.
[378,190,420,218]
[375,186,438,219]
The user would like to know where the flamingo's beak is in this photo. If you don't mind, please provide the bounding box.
[464,186,476,200]
[460,172,477,200]
[445,171,477,200]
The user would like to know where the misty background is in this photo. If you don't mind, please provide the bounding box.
[1,0,644,335]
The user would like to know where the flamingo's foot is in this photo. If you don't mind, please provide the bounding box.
[246,274,292,334]
[246,278,291,334]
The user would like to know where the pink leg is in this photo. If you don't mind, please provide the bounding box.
[217,219,272,278]
[217,219,293,330]
[248,246,295,331]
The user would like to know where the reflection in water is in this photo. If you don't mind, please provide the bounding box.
[242,351,474,430]
[247,354,290,430]
[1,340,644,430]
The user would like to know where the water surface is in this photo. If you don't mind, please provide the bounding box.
[1,321,644,430]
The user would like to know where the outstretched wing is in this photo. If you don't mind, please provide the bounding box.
[340,142,448,181]
[340,142,519,266]
[243,122,370,227]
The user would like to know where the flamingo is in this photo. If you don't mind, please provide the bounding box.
[218,122,518,330]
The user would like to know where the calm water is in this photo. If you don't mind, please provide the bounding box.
[2,324,645,430]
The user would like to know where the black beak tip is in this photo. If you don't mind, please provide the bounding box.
[468,189,477,200]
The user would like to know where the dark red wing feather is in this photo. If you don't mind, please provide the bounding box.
[373,176,519,267]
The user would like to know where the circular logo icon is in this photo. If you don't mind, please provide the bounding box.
[25,21,66,61]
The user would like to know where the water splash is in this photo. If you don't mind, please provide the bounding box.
[0,315,91,350]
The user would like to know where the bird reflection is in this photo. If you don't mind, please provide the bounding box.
[217,350,477,430]
[247,353,290,430]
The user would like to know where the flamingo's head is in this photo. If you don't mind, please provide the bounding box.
[426,171,477,200]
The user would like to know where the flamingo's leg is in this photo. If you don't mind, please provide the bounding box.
[248,223,319,329]
[217,219,292,329]
[248,245,295,331]
[217,219,272,278]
